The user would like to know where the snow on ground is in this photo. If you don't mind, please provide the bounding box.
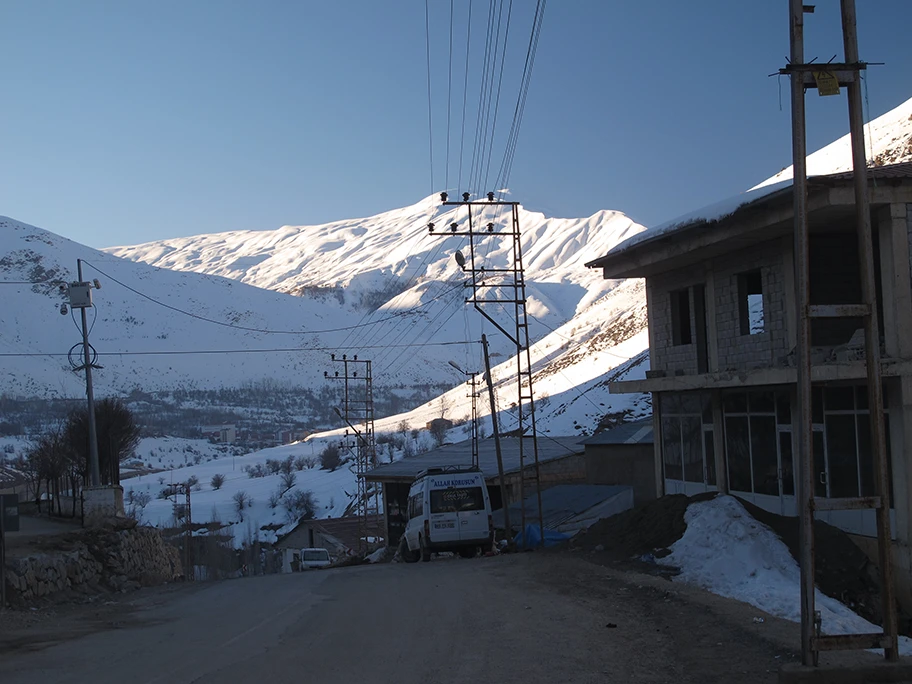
[753,96,912,189]
[0,435,29,461]
[658,495,912,655]
[123,435,357,547]
[128,436,250,471]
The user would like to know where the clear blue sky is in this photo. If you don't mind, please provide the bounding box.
[2,1,911,249]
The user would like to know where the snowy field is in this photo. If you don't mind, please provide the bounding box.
[658,495,912,656]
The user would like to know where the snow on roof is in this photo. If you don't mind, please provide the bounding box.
[365,436,582,482]
[586,180,792,267]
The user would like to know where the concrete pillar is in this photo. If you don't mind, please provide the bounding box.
[876,203,912,358]
[782,236,798,351]
[711,390,728,493]
[652,392,665,499]
[83,485,124,526]
[705,268,720,372]
[888,376,912,613]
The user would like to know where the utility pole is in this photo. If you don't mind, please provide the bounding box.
[65,260,102,487]
[447,360,480,468]
[326,355,380,555]
[482,334,511,540]
[430,191,544,546]
[783,0,897,664]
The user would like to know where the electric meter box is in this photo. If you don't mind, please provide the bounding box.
[68,282,93,309]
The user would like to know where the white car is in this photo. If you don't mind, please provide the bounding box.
[399,466,494,562]
[300,548,332,569]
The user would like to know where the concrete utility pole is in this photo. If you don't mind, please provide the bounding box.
[76,259,101,487]
[482,334,511,538]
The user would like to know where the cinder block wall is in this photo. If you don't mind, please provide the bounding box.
[649,241,789,375]
[500,454,587,505]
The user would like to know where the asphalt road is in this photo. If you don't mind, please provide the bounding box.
[0,552,886,684]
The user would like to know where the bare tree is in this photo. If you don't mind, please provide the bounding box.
[320,445,341,471]
[233,490,252,520]
[282,490,318,523]
[65,397,141,486]
[211,473,226,490]
[279,469,297,494]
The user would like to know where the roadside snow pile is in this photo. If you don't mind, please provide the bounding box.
[658,495,912,655]
[366,547,388,564]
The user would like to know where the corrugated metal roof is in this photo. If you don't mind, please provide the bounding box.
[491,484,631,530]
[580,418,653,446]
[365,436,582,482]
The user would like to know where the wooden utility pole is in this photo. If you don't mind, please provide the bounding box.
[785,0,897,664]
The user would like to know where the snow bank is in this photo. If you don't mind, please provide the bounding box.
[658,495,912,655]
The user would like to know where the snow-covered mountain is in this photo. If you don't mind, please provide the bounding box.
[1,197,645,403]
[754,95,912,189]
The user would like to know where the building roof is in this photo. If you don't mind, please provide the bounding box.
[580,418,653,446]
[491,484,631,530]
[365,436,583,483]
[585,162,912,276]
[276,516,363,552]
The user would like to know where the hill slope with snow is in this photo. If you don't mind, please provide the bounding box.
[753,95,912,189]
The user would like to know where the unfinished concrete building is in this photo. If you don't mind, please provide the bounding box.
[586,162,912,598]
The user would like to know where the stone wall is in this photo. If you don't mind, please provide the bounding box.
[4,525,183,605]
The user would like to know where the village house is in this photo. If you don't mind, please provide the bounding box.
[585,163,912,597]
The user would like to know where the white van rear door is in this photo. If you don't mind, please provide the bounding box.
[454,485,488,541]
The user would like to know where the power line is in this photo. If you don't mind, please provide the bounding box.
[0,340,473,358]
[80,259,461,336]
[445,0,454,191]
[456,0,473,194]
[424,0,435,195]
[496,0,546,196]
[482,0,514,193]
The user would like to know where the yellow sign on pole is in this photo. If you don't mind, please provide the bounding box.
[813,71,840,96]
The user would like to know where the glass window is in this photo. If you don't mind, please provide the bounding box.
[704,430,716,485]
[813,431,827,498]
[679,394,703,414]
[682,417,703,482]
[825,386,855,412]
[812,388,824,424]
[826,414,859,498]
[663,417,683,480]
[430,487,486,513]
[662,394,682,414]
[726,416,752,492]
[750,416,778,495]
[749,392,776,414]
[779,432,795,496]
[855,385,869,411]
[776,392,791,425]
[724,392,748,413]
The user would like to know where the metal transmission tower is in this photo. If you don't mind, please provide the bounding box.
[430,192,544,545]
[783,0,897,665]
[325,354,381,555]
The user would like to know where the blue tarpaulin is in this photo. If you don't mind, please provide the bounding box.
[513,524,570,549]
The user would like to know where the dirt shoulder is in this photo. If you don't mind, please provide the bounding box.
[0,580,200,655]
